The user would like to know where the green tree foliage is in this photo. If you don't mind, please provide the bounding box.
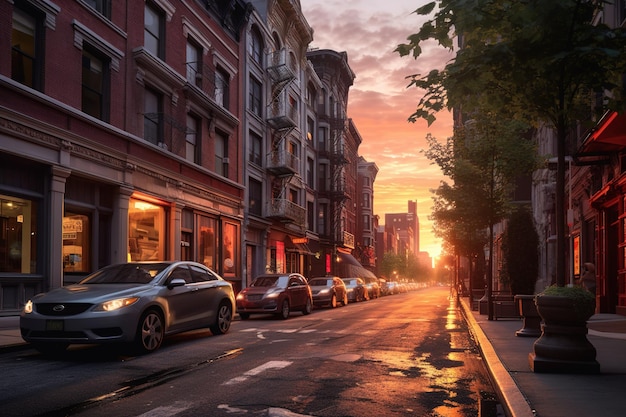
[424,116,537,294]
[397,0,626,286]
[378,252,405,280]
[502,206,540,295]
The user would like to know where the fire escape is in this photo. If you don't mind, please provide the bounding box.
[265,49,306,226]
[327,115,353,248]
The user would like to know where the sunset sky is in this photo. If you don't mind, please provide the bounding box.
[301,0,455,261]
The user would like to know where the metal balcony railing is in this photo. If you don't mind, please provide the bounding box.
[266,149,299,176]
[266,198,306,225]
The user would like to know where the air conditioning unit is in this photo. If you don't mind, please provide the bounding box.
[223,157,230,164]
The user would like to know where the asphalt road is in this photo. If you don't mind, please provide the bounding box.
[0,286,496,417]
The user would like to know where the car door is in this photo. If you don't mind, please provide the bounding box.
[187,264,223,325]
[287,274,306,309]
[163,265,198,331]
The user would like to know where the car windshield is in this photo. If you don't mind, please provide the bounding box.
[309,278,332,287]
[343,279,357,286]
[251,276,280,287]
[80,263,169,284]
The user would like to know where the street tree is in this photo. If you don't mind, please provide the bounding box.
[397,0,626,286]
[424,116,537,316]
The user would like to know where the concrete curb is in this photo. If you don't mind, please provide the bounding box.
[460,299,535,417]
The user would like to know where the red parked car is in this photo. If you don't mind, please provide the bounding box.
[236,273,313,320]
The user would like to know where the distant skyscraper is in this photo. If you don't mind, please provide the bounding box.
[384,201,419,257]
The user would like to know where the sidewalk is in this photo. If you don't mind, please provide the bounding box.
[460,299,626,417]
[2,305,626,416]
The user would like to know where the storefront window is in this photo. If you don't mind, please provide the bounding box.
[128,198,165,261]
[198,215,216,269]
[222,222,238,278]
[0,195,37,273]
[63,213,90,273]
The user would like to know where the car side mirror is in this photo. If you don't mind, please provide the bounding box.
[168,278,187,289]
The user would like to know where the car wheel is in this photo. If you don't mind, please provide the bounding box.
[134,309,164,354]
[33,342,69,355]
[239,312,250,320]
[210,301,233,335]
[278,299,290,319]
[330,294,337,308]
[302,298,312,315]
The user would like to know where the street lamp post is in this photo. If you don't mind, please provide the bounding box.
[485,236,493,321]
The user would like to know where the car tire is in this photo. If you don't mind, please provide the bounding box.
[330,294,337,308]
[239,312,250,320]
[134,309,164,354]
[33,342,69,355]
[210,301,233,335]
[278,299,290,319]
[302,298,312,315]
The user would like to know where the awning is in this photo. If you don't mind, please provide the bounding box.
[580,111,626,154]
[336,251,377,279]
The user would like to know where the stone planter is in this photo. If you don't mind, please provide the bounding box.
[514,294,541,337]
[529,294,599,373]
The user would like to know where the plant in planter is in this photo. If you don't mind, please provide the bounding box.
[529,285,599,373]
[501,206,541,336]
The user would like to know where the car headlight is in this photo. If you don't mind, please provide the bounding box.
[23,300,33,314]
[236,293,245,300]
[319,289,330,294]
[94,297,139,312]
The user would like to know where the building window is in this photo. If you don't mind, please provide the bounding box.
[215,68,229,109]
[289,189,298,204]
[363,214,371,231]
[63,213,91,273]
[128,198,166,261]
[318,203,327,236]
[318,126,327,152]
[186,114,199,163]
[249,131,262,166]
[11,5,43,90]
[319,163,328,192]
[307,83,317,108]
[249,178,263,216]
[363,193,370,209]
[307,157,314,188]
[143,88,163,145]
[83,0,111,19]
[215,130,228,178]
[249,76,263,117]
[307,117,314,141]
[249,27,263,65]
[288,141,298,160]
[144,2,164,59]
[186,40,202,87]
[307,201,314,232]
[198,215,216,269]
[82,48,109,121]
[222,221,238,279]
[0,195,37,274]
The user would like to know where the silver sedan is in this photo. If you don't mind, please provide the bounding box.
[20,261,235,354]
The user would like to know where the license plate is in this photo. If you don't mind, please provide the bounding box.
[46,320,64,331]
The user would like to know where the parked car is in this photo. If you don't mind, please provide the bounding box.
[386,281,400,295]
[363,277,381,299]
[309,276,348,308]
[20,261,235,354]
[342,278,369,302]
[236,273,313,320]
